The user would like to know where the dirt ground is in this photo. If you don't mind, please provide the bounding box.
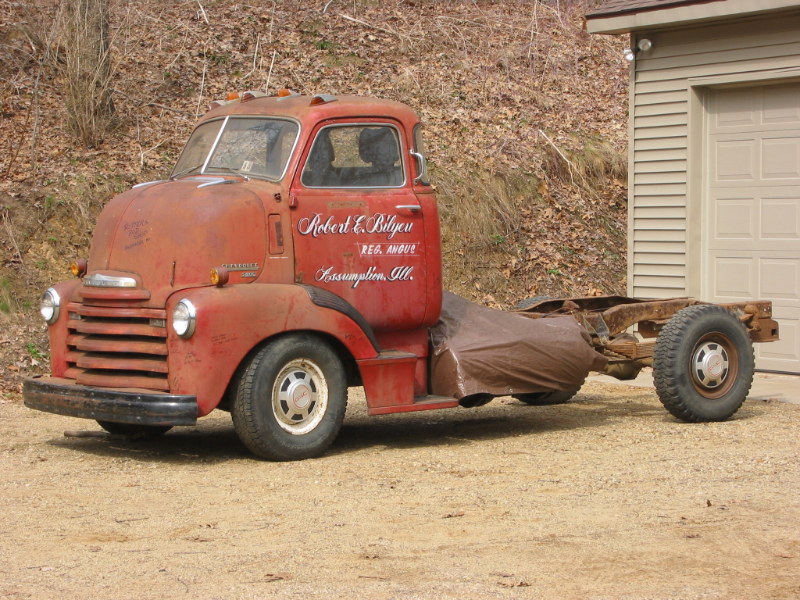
[1,381,799,600]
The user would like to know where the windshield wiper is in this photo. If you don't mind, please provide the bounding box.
[169,164,203,180]
[204,165,251,181]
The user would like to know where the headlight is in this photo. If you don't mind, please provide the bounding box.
[40,288,61,325]
[172,299,196,339]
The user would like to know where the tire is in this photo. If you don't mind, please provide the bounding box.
[514,295,553,311]
[513,387,581,405]
[653,305,754,422]
[96,421,172,436]
[459,393,493,408]
[231,333,347,461]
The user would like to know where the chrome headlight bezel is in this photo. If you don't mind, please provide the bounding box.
[172,299,197,339]
[40,288,61,325]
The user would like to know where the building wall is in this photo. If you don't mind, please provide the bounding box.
[630,10,800,298]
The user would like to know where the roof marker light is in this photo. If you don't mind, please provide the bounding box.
[208,99,232,111]
[227,92,240,101]
[276,89,301,100]
[310,94,338,106]
[242,90,267,102]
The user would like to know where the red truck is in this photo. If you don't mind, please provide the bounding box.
[23,91,780,460]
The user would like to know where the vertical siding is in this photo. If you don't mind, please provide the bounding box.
[630,11,800,298]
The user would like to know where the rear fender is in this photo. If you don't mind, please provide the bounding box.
[165,284,378,416]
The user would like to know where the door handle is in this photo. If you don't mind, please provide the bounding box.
[396,205,421,212]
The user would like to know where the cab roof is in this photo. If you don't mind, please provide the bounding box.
[198,94,421,128]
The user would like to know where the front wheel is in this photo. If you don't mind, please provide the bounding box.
[653,305,754,422]
[231,333,348,461]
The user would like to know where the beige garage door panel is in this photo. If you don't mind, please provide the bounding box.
[713,197,756,241]
[763,84,800,124]
[763,137,800,179]
[710,83,800,133]
[757,307,800,367]
[709,188,800,252]
[709,254,799,371]
[760,257,800,300]
[709,131,800,187]
[762,198,800,239]
[713,138,756,182]
[708,84,800,374]
[709,254,756,299]
[708,251,800,300]
[714,87,757,129]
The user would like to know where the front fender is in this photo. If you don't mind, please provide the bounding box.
[165,284,379,416]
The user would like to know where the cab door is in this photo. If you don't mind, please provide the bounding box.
[290,119,428,332]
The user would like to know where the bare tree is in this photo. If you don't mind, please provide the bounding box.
[55,0,116,147]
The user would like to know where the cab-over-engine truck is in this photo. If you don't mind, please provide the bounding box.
[23,91,780,460]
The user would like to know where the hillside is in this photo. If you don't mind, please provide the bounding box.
[0,0,628,389]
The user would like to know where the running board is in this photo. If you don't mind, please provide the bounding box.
[368,395,459,416]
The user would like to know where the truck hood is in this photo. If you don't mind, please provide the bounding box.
[86,178,267,307]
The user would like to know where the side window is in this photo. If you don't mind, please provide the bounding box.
[301,125,404,188]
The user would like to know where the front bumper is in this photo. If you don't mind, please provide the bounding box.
[23,377,198,426]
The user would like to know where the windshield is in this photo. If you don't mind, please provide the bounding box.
[172,117,299,181]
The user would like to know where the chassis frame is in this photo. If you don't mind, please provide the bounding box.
[515,296,779,376]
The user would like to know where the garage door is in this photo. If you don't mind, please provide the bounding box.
[707,83,800,374]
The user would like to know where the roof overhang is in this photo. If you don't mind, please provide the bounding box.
[587,0,800,34]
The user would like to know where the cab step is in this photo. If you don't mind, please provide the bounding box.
[358,350,459,415]
[414,394,458,404]
[368,395,459,416]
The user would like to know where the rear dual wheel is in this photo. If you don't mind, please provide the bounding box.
[653,305,754,422]
[231,333,347,461]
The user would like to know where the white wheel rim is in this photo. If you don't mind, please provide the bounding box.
[692,341,729,390]
[271,358,328,435]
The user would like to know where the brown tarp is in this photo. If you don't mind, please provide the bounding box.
[430,292,609,399]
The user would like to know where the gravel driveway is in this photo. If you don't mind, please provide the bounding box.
[1,381,798,599]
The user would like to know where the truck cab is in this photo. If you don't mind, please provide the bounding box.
[24,91,457,460]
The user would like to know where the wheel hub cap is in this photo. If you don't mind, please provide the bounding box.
[288,380,312,411]
[272,359,328,435]
[692,341,729,389]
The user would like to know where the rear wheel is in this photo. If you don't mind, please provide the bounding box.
[653,305,754,422]
[96,421,172,436]
[513,387,581,405]
[459,393,493,408]
[231,333,347,461]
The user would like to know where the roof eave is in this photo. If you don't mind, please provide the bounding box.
[587,0,800,34]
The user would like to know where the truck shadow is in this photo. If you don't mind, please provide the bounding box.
[46,423,248,464]
[45,393,676,462]
[331,396,669,455]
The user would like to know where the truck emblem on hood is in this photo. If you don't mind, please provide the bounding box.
[222,263,260,271]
